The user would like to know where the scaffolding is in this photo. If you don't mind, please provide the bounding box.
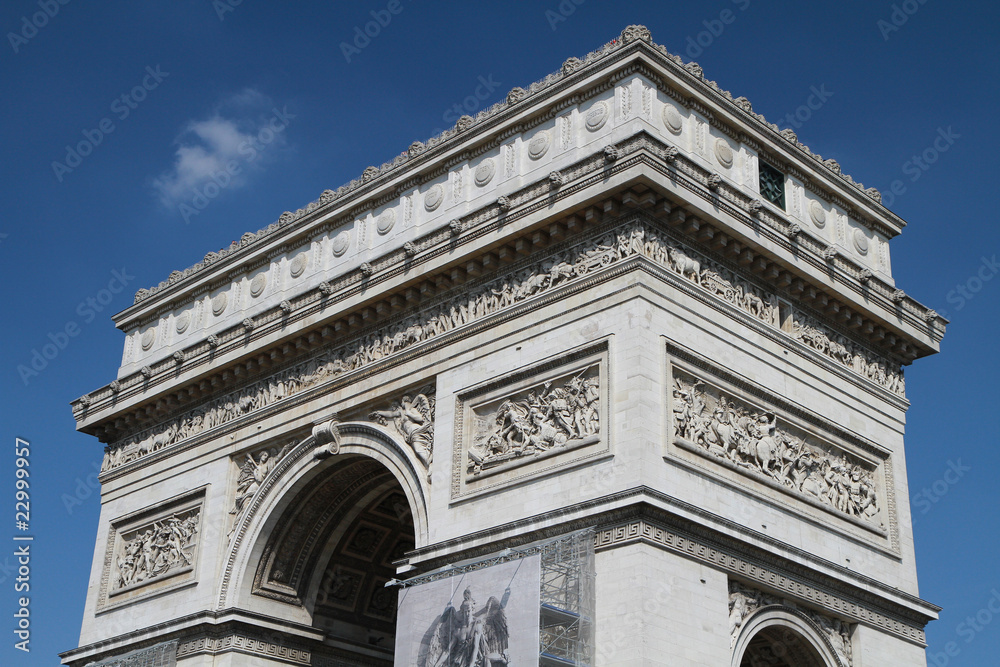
[538,529,595,667]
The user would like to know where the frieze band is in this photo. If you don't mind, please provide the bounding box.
[594,519,927,645]
[102,218,904,474]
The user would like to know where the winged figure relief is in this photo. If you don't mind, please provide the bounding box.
[229,441,293,527]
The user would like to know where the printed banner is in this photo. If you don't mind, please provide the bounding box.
[395,554,541,667]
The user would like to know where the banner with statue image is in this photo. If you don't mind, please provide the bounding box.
[394,554,541,667]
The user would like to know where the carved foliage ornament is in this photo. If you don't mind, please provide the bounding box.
[672,371,882,527]
[102,221,903,472]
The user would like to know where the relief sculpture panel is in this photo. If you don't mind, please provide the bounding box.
[100,491,204,610]
[671,368,884,529]
[467,365,600,477]
[454,347,608,500]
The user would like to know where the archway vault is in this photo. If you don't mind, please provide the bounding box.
[218,421,429,618]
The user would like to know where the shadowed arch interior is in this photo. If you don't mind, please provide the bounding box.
[251,454,415,660]
[739,625,830,667]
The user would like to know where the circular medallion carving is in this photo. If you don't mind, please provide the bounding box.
[808,200,827,227]
[249,273,267,297]
[376,209,396,235]
[527,131,551,160]
[212,292,228,316]
[585,100,610,132]
[474,159,496,186]
[289,253,308,278]
[141,328,155,351]
[714,138,734,168]
[175,312,190,334]
[662,104,683,134]
[852,228,870,255]
[331,231,350,257]
[424,184,444,211]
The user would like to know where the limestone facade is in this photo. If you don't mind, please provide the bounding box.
[63,26,942,667]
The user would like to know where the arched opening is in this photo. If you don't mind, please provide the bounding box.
[739,625,829,667]
[310,480,414,654]
[251,452,417,665]
[731,607,844,667]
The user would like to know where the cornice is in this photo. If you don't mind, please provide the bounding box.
[119,25,910,319]
[74,139,941,435]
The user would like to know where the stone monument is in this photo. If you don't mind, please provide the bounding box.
[62,26,944,667]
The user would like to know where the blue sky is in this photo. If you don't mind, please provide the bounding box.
[1,1,997,664]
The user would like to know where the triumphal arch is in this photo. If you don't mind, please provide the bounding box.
[63,26,944,667]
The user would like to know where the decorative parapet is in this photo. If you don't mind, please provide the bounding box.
[131,25,889,306]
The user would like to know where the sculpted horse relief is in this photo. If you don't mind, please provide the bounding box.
[672,371,882,526]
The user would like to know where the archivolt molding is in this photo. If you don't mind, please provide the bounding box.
[217,422,428,612]
[730,581,852,666]
[731,604,847,667]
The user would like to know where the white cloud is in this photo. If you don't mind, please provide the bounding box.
[152,89,287,208]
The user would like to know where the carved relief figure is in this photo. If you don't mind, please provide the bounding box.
[114,511,199,591]
[672,372,881,525]
[103,221,903,473]
[467,368,600,476]
[230,442,294,529]
[370,393,435,466]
